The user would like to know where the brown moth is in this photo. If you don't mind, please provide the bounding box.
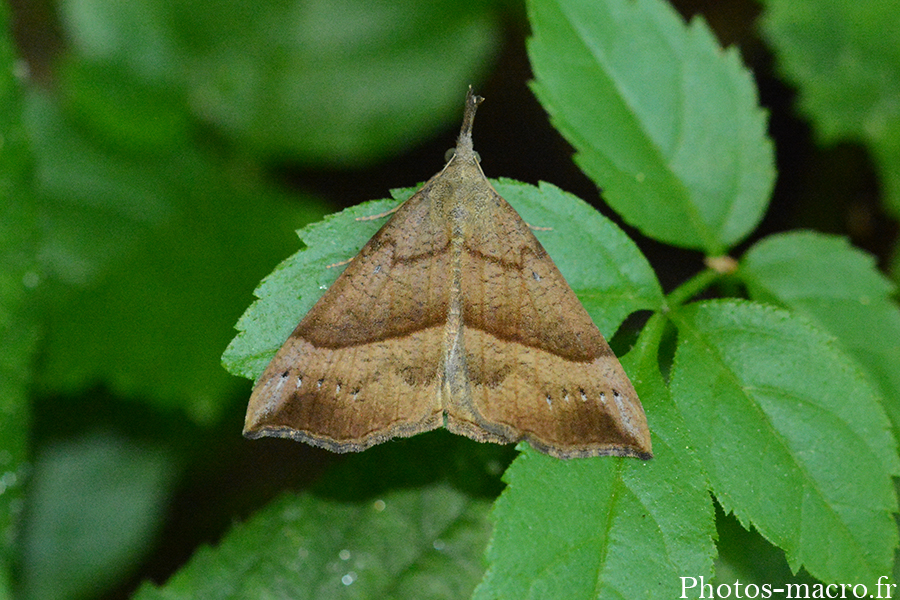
[244,88,651,459]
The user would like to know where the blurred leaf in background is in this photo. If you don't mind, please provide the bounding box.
[760,0,900,268]
[0,2,36,597]
[56,0,502,165]
[29,89,327,423]
[19,431,177,600]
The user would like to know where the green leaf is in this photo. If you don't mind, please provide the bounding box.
[19,430,177,600]
[0,4,36,595]
[133,482,491,600]
[669,300,899,587]
[58,0,502,165]
[741,231,900,435]
[28,92,329,423]
[223,179,663,380]
[473,314,715,600]
[760,0,900,215]
[527,0,775,252]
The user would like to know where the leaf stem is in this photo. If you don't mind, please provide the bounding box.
[627,269,720,370]
[664,268,720,311]
[629,312,666,368]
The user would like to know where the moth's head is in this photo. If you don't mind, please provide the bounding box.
[443,147,481,165]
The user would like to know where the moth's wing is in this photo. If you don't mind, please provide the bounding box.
[447,187,652,459]
[244,184,451,452]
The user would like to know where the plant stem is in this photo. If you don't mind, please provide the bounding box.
[664,268,720,311]
[628,268,721,372]
[629,311,666,367]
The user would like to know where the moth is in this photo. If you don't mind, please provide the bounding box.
[244,88,651,459]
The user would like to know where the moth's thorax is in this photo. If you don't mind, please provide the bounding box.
[431,149,493,236]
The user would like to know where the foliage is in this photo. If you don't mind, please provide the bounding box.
[760,0,900,219]
[0,1,36,596]
[2,0,898,599]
